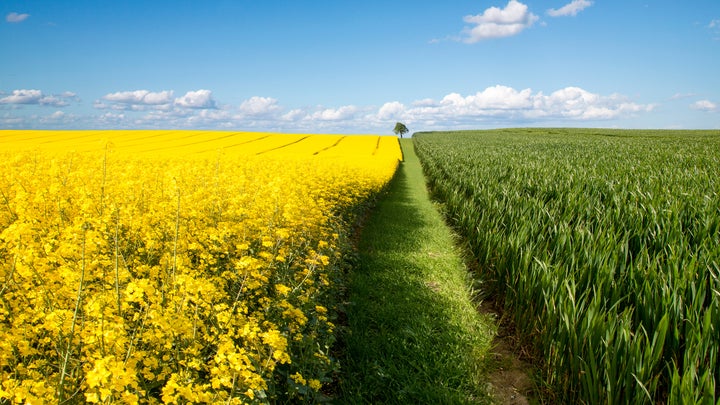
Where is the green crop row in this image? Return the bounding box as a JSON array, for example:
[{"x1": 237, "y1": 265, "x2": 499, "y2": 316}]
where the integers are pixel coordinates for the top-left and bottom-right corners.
[{"x1": 414, "y1": 128, "x2": 720, "y2": 404}]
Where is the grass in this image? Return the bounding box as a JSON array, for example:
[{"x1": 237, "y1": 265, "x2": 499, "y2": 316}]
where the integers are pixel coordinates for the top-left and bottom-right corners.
[{"x1": 337, "y1": 139, "x2": 496, "y2": 404}]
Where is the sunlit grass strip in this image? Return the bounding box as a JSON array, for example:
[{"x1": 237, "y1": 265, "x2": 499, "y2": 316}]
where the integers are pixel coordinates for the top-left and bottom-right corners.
[
  {"x1": 414, "y1": 128, "x2": 720, "y2": 404},
  {"x1": 0, "y1": 131, "x2": 401, "y2": 403},
  {"x1": 340, "y1": 139, "x2": 494, "y2": 403}
]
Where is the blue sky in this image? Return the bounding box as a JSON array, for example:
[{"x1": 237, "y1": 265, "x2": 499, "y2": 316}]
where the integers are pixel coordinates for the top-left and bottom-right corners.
[{"x1": 1, "y1": 0, "x2": 719, "y2": 133}]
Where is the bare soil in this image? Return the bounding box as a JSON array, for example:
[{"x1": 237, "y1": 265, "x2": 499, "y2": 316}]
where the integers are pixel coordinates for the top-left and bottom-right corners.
[{"x1": 479, "y1": 300, "x2": 539, "y2": 405}]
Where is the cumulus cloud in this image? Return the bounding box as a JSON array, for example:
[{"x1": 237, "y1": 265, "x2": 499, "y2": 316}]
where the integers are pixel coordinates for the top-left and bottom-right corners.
[
  {"x1": 309, "y1": 106, "x2": 359, "y2": 121},
  {"x1": 377, "y1": 102, "x2": 406, "y2": 120},
  {"x1": 98, "y1": 89, "x2": 216, "y2": 111},
  {"x1": 3, "y1": 86, "x2": 656, "y2": 131},
  {"x1": 0, "y1": 89, "x2": 44, "y2": 104},
  {"x1": 104, "y1": 90, "x2": 174, "y2": 105},
  {"x1": 375, "y1": 85, "x2": 653, "y2": 125},
  {"x1": 96, "y1": 112, "x2": 129, "y2": 127},
  {"x1": 37, "y1": 95, "x2": 70, "y2": 107},
  {"x1": 6, "y1": 12, "x2": 30, "y2": 23},
  {"x1": 281, "y1": 109, "x2": 307, "y2": 121},
  {"x1": 536, "y1": 87, "x2": 652, "y2": 119},
  {"x1": 444, "y1": 86, "x2": 535, "y2": 110},
  {"x1": 239, "y1": 96, "x2": 281, "y2": 116},
  {"x1": 691, "y1": 100, "x2": 717, "y2": 112},
  {"x1": 0, "y1": 89, "x2": 78, "y2": 107},
  {"x1": 174, "y1": 89, "x2": 216, "y2": 109},
  {"x1": 461, "y1": 0, "x2": 539, "y2": 43},
  {"x1": 547, "y1": 0, "x2": 593, "y2": 17}
]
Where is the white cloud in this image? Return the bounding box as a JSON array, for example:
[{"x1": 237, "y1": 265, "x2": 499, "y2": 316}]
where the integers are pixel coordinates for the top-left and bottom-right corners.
[
  {"x1": 38, "y1": 110, "x2": 79, "y2": 126},
  {"x1": 93, "y1": 100, "x2": 109, "y2": 109},
  {"x1": 103, "y1": 90, "x2": 174, "y2": 105},
  {"x1": 536, "y1": 88, "x2": 652, "y2": 119},
  {"x1": 239, "y1": 96, "x2": 280, "y2": 116},
  {"x1": 6, "y1": 12, "x2": 30, "y2": 23},
  {"x1": 461, "y1": 0, "x2": 539, "y2": 43},
  {"x1": 281, "y1": 109, "x2": 307, "y2": 121},
  {"x1": 378, "y1": 101, "x2": 405, "y2": 120},
  {"x1": 49, "y1": 111, "x2": 65, "y2": 119},
  {"x1": 134, "y1": 87, "x2": 650, "y2": 130},
  {"x1": 97, "y1": 112, "x2": 128, "y2": 127},
  {"x1": 444, "y1": 86, "x2": 535, "y2": 110},
  {"x1": 412, "y1": 98, "x2": 436, "y2": 107},
  {"x1": 141, "y1": 91, "x2": 173, "y2": 105},
  {"x1": 376, "y1": 86, "x2": 653, "y2": 126},
  {"x1": 670, "y1": 93, "x2": 698, "y2": 100},
  {"x1": 174, "y1": 89, "x2": 216, "y2": 109},
  {"x1": 547, "y1": 0, "x2": 593, "y2": 17},
  {"x1": 0, "y1": 89, "x2": 43, "y2": 104},
  {"x1": 98, "y1": 89, "x2": 216, "y2": 111},
  {"x1": 38, "y1": 96, "x2": 70, "y2": 107},
  {"x1": 2, "y1": 87, "x2": 658, "y2": 131},
  {"x1": 691, "y1": 100, "x2": 717, "y2": 112},
  {"x1": 0, "y1": 89, "x2": 77, "y2": 107},
  {"x1": 310, "y1": 105, "x2": 358, "y2": 121}
]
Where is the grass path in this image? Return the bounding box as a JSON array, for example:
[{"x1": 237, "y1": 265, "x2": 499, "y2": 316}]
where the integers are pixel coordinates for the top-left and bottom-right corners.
[{"x1": 338, "y1": 139, "x2": 496, "y2": 403}]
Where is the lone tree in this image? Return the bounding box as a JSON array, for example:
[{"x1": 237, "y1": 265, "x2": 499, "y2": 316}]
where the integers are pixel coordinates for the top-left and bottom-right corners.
[{"x1": 393, "y1": 122, "x2": 409, "y2": 138}]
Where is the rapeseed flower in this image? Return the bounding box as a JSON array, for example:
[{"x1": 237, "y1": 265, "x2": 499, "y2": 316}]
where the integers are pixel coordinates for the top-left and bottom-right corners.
[{"x1": 0, "y1": 130, "x2": 401, "y2": 402}]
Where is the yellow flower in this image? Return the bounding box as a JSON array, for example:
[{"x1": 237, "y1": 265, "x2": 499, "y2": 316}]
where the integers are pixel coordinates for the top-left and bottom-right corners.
[
  {"x1": 275, "y1": 284, "x2": 291, "y2": 296},
  {"x1": 0, "y1": 131, "x2": 400, "y2": 403},
  {"x1": 291, "y1": 372, "x2": 306, "y2": 386},
  {"x1": 308, "y1": 379, "x2": 322, "y2": 391},
  {"x1": 245, "y1": 389, "x2": 255, "y2": 399},
  {"x1": 86, "y1": 357, "x2": 112, "y2": 389}
]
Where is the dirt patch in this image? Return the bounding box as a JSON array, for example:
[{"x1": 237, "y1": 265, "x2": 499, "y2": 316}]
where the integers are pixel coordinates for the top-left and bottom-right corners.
[
  {"x1": 480, "y1": 301, "x2": 538, "y2": 405},
  {"x1": 486, "y1": 337, "x2": 534, "y2": 404}
]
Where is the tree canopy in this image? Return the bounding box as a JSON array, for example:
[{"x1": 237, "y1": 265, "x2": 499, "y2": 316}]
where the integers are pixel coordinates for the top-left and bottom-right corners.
[{"x1": 393, "y1": 122, "x2": 409, "y2": 138}]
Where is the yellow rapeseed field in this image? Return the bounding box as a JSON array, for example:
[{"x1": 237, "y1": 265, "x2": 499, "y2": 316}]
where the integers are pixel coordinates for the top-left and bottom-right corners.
[{"x1": 0, "y1": 131, "x2": 401, "y2": 403}]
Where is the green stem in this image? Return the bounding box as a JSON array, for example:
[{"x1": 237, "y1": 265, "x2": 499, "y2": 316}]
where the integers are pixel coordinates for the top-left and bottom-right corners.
[{"x1": 58, "y1": 223, "x2": 88, "y2": 402}]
